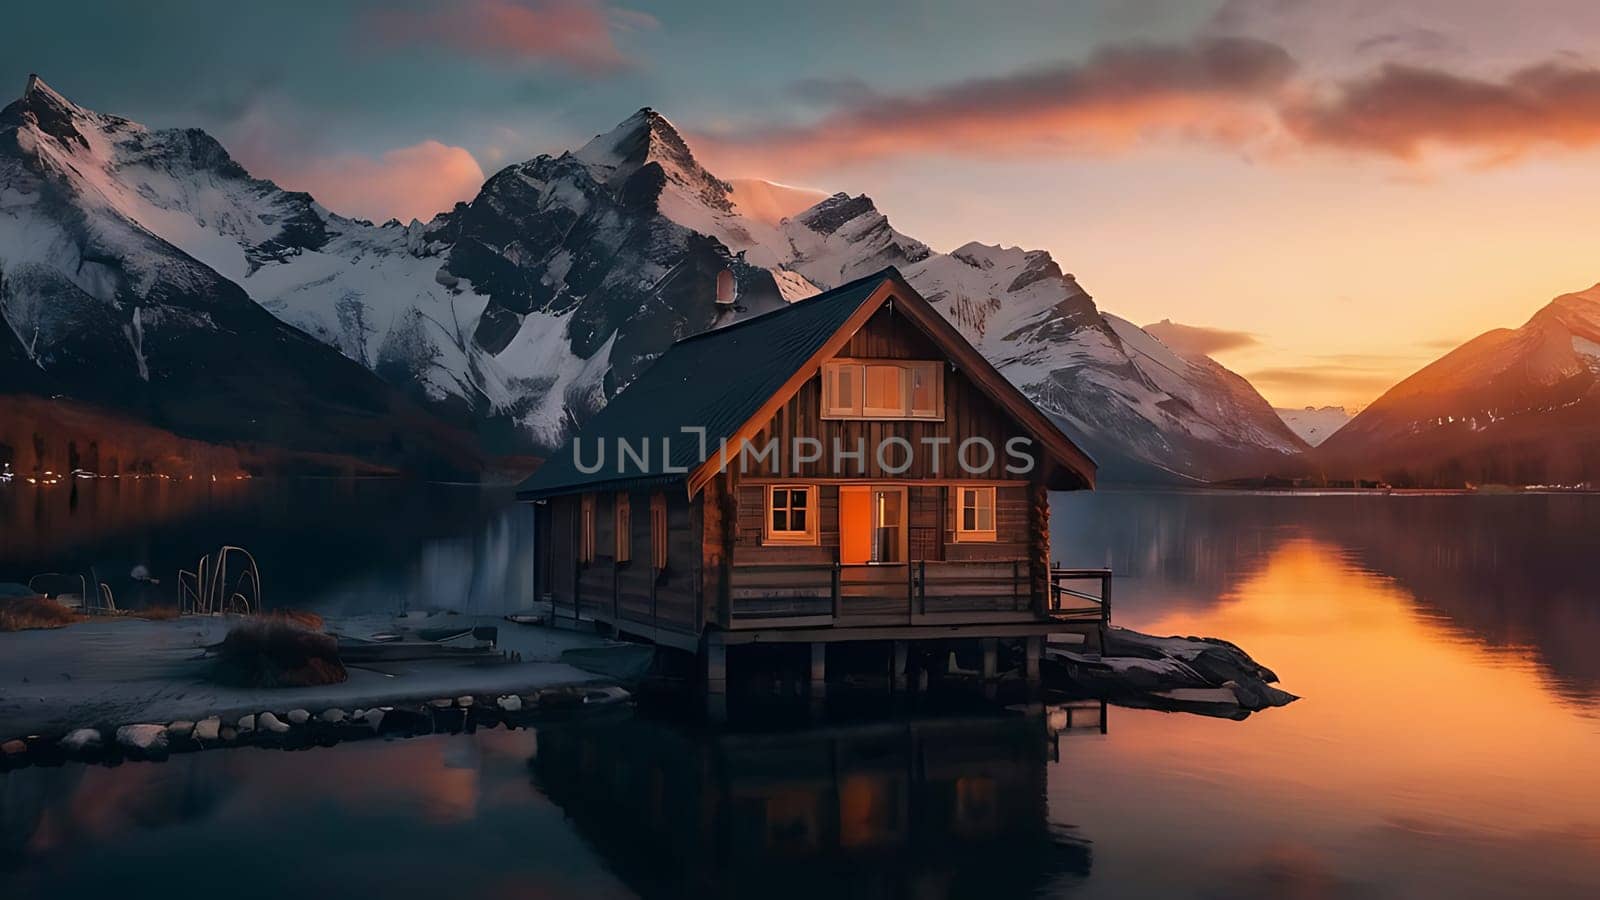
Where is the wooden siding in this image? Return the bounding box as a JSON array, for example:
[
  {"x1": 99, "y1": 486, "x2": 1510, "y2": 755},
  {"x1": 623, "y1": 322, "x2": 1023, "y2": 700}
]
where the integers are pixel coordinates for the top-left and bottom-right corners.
[{"x1": 537, "y1": 490, "x2": 703, "y2": 637}]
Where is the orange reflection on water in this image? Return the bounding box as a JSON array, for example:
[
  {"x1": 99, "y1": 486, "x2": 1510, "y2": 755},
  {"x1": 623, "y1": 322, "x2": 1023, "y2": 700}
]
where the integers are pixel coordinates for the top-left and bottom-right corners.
[{"x1": 1127, "y1": 537, "x2": 1600, "y2": 836}]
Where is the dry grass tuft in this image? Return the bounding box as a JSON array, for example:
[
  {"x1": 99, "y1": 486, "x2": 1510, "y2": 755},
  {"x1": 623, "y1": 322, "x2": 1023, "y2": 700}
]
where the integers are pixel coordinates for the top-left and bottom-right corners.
[
  {"x1": 0, "y1": 596, "x2": 87, "y2": 632},
  {"x1": 261, "y1": 608, "x2": 324, "y2": 631},
  {"x1": 213, "y1": 619, "x2": 347, "y2": 688},
  {"x1": 129, "y1": 605, "x2": 181, "y2": 621}
]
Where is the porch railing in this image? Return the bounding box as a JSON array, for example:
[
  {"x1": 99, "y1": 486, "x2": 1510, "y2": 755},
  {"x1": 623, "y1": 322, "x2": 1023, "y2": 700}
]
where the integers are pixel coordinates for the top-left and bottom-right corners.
[
  {"x1": 726, "y1": 558, "x2": 1033, "y2": 627},
  {"x1": 1048, "y1": 566, "x2": 1111, "y2": 624}
]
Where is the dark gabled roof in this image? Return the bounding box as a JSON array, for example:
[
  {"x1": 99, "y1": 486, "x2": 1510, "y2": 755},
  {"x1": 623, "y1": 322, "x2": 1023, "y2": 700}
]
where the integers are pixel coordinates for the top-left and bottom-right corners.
[{"x1": 516, "y1": 268, "x2": 893, "y2": 499}]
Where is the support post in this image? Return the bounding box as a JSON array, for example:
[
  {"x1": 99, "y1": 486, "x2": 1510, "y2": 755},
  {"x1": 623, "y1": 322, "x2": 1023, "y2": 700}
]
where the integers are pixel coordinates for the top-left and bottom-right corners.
[
  {"x1": 892, "y1": 640, "x2": 909, "y2": 692},
  {"x1": 809, "y1": 642, "x2": 827, "y2": 701},
  {"x1": 981, "y1": 637, "x2": 999, "y2": 681},
  {"x1": 1025, "y1": 635, "x2": 1043, "y2": 692},
  {"x1": 704, "y1": 640, "x2": 727, "y2": 697}
]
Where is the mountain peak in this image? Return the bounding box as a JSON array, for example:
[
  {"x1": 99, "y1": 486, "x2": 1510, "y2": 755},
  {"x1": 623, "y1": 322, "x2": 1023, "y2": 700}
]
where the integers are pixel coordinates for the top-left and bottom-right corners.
[
  {"x1": 3, "y1": 73, "x2": 95, "y2": 148},
  {"x1": 573, "y1": 107, "x2": 732, "y2": 212},
  {"x1": 796, "y1": 193, "x2": 884, "y2": 236}
]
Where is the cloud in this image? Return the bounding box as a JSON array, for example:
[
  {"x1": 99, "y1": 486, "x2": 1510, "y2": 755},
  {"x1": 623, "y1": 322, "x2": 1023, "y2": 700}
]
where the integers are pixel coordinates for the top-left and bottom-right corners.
[
  {"x1": 1143, "y1": 319, "x2": 1259, "y2": 358},
  {"x1": 1283, "y1": 61, "x2": 1600, "y2": 160},
  {"x1": 692, "y1": 21, "x2": 1600, "y2": 175},
  {"x1": 366, "y1": 0, "x2": 655, "y2": 75},
  {"x1": 287, "y1": 140, "x2": 487, "y2": 223},
  {"x1": 698, "y1": 37, "x2": 1297, "y2": 173},
  {"x1": 1246, "y1": 364, "x2": 1401, "y2": 394}
]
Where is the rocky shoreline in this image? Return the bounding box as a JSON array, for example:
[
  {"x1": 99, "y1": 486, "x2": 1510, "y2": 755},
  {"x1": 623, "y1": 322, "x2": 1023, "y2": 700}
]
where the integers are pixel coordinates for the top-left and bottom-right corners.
[
  {"x1": 1046, "y1": 627, "x2": 1298, "y2": 717},
  {"x1": 0, "y1": 684, "x2": 631, "y2": 771}
]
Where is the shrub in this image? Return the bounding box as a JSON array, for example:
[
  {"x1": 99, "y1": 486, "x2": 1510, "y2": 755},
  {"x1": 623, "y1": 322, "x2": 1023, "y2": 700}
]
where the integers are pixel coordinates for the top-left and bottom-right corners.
[
  {"x1": 212, "y1": 619, "x2": 347, "y2": 687},
  {"x1": 0, "y1": 596, "x2": 87, "y2": 632}
]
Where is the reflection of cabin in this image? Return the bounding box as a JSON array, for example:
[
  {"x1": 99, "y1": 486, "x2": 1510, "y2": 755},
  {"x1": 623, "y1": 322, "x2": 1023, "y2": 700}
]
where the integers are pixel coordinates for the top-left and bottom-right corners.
[
  {"x1": 518, "y1": 267, "x2": 1106, "y2": 697},
  {"x1": 529, "y1": 713, "x2": 1091, "y2": 898}
]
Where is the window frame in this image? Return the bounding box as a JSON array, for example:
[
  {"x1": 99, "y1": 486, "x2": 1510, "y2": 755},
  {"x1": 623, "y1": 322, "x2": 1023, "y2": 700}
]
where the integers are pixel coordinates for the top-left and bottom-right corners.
[
  {"x1": 953, "y1": 485, "x2": 997, "y2": 543},
  {"x1": 614, "y1": 492, "x2": 631, "y2": 564},
  {"x1": 821, "y1": 359, "x2": 944, "y2": 421},
  {"x1": 764, "y1": 483, "x2": 819, "y2": 545}
]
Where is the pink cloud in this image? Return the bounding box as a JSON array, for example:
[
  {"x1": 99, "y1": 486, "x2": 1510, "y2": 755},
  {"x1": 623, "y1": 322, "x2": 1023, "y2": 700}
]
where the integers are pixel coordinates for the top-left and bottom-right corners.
[
  {"x1": 291, "y1": 140, "x2": 487, "y2": 223},
  {"x1": 367, "y1": 0, "x2": 654, "y2": 75},
  {"x1": 696, "y1": 37, "x2": 1297, "y2": 174},
  {"x1": 1144, "y1": 319, "x2": 1260, "y2": 358},
  {"x1": 1283, "y1": 61, "x2": 1600, "y2": 160}
]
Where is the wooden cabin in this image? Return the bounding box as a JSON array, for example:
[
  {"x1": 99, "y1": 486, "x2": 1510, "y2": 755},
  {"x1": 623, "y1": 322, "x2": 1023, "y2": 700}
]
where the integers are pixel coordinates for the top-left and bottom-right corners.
[{"x1": 518, "y1": 267, "x2": 1106, "y2": 697}]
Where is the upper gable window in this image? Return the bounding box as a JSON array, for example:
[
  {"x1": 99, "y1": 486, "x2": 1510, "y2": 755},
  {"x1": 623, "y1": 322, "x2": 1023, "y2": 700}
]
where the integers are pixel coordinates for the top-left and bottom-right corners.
[{"x1": 822, "y1": 360, "x2": 943, "y2": 420}]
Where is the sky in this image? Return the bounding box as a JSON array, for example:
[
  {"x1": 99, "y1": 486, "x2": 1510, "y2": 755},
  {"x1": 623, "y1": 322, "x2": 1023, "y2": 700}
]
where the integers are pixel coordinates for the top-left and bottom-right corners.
[{"x1": 7, "y1": 0, "x2": 1600, "y2": 410}]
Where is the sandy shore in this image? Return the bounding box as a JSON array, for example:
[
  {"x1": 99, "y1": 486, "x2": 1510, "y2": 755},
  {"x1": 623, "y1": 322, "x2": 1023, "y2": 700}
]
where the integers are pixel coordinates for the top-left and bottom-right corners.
[{"x1": 0, "y1": 612, "x2": 615, "y2": 741}]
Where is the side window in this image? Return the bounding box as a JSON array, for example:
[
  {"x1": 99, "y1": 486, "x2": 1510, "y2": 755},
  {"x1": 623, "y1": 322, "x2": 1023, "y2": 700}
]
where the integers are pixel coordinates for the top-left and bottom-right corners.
[
  {"x1": 579, "y1": 493, "x2": 596, "y2": 563},
  {"x1": 615, "y1": 492, "x2": 631, "y2": 564},
  {"x1": 650, "y1": 493, "x2": 668, "y2": 570},
  {"x1": 765, "y1": 484, "x2": 817, "y2": 544},
  {"x1": 954, "y1": 486, "x2": 996, "y2": 542}
]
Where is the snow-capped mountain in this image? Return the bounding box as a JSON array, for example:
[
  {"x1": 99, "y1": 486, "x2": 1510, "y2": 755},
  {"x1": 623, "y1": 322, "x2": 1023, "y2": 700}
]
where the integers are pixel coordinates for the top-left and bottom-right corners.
[
  {"x1": 1318, "y1": 287, "x2": 1600, "y2": 486},
  {"x1": 1274, "y1": 406, "x2": 1351, "y2": 447},
  {"x1": 1, "y1": 80, "x2": 1305, "y2": 481},
  {"x1": 0, "y1": 76, "x2": 476, "y2": 474}
]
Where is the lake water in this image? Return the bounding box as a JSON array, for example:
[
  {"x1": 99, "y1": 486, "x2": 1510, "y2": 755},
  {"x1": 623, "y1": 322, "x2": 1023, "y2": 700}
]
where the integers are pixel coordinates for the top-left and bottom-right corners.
[{"x1": 3, "y1": 484, "x2": 1599, "y2": 898}]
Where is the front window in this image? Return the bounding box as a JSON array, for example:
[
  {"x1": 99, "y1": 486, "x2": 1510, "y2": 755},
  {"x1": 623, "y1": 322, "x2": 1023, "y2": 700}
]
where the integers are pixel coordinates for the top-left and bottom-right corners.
[
  {"x1": 765, "y1": 485, "x2": 817, "y2": 544},
  {"x1": 954, "y1": 486, "x2": 996, "y2": 542},
  {"x1": 822, "y1": 360, "x2": 942, "y2": 420}
]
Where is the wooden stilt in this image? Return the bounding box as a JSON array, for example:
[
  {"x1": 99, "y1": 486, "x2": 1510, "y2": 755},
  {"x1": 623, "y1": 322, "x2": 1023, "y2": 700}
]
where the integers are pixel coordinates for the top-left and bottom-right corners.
[
  {"x1": 809, "y1": 642, "x2": 827, "y2": 701},
  {"x1": 892, "y1": 640, "x2": 909, "y2": 692},
  {"x1": 704, "y1": 641, "x2": 727, "y2": 696},
  {"x1": 1025, "y1": 635, "x2": 1043, "y2": 692}
]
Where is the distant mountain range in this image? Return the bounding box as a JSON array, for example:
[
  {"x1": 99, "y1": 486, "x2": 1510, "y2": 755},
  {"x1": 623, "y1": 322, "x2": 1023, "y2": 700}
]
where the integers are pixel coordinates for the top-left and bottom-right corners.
[
  {"x1": 2, "y1": 75, "x2": 1597, "y2": 486},
  {"x1": 1317, "y1": 287, "x2": 1600, "y2": 486},
  {"x1": 1274, "y1": 406, "x2": 1350, "y2": 447}
]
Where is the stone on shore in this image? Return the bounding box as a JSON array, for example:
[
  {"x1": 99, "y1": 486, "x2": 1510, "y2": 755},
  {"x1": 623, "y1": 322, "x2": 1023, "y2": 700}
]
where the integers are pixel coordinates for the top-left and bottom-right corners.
[
  {"x1": 2, "y1": 738, "x2": 28, "y2": 758},
  {"x1": 193, "y1": 717, "x2": 221, "y2": 741},
  {"x1": 456, "y1": 695, "x2": 474, "y2": 708},
  {"x1": 115, "y1": 724, "x2": 169, "y2": 755},
  {"x1": 167, "y1": 720, "x2": 195, "y2": 740},
  {"x1": 496, "y1": 695, "x2": 522, "y2": 712},
  {"x1": 317, "y1": 708, "x2": 346, "y2": 725},
  {"x1": 286, "y1": 708, "x2": 310, "y2": 725},
  {"x1": 258, "y1": 711, "x2": 290, "y2": 734},
  {"x1": 361, "y1": 709, "x2": 384, "y2": 731},
  {"x1": 60, "y1": 728, "x2": 103, "y2": 753},
  {"x1": 236, "y1": 714, "x2": 256, "y2": 734}
]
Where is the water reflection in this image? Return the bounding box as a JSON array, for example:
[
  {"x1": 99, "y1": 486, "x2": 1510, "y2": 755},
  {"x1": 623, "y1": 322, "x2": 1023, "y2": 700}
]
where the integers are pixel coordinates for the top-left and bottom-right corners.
[
  {"x1": 531, "y1": 712, "x2": 1089, "y2": 899},
  {"x1": 1045, "y1": 511, "x2": 1600, "y2": 899},
  {"x1": 0, "y1": 480, "x2": 535, "y2": 616},
  {"x1": 1, "y1": 712, "x2": 1088, "y2": 899},
  {"x1": 1054, "y1": 490, "x2": 1600, "y2": 703}
]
